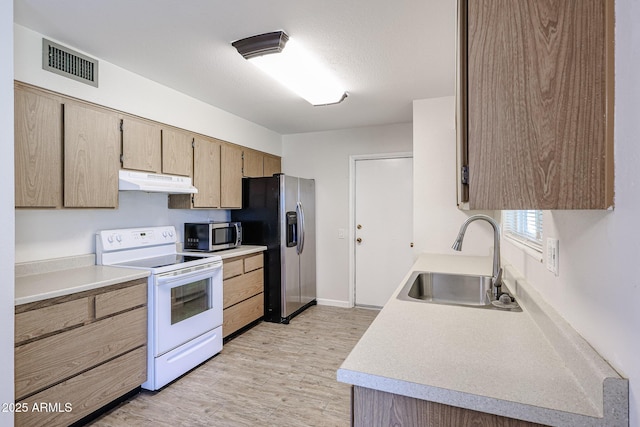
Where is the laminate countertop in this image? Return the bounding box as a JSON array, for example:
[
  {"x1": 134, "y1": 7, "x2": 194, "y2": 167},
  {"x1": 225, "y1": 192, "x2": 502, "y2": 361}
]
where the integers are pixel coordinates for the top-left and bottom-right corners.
[
  {"x1": 14, "y1": 246, "x2": 267, "y2": 306},
  {"x1": 15, "y1": 254, "x2": 149, "y2": 306},
  {"x1": 184, "y1": 245, "x2": 267, "y2": 260},
  {"x1": 337, "y1": 253, "x2": 628, "y2": 426}
]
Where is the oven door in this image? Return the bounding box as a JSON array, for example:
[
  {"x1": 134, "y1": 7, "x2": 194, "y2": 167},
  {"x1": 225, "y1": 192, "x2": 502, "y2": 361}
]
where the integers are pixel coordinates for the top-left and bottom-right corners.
[{"x1": 154, "y1": 262, "x2": 223, "y2": 356}]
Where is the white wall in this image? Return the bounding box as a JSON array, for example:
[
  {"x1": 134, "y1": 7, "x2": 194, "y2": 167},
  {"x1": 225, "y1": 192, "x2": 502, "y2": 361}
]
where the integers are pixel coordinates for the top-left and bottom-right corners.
[
  {"x1": 14, "y1": 25, "x2": 281, "y2": 155},
  {"x1": 1, "y1": 1, "x2": 14, "y2": 425},
  {"x1": 282, "y1": 124, "x2": 412, "y2": 306},
  {"x1": 501, "y1": 0, "x2": 640, "y2": 422},
  {"x1": 412, "y1": 97, "x2": 494, "y2": 257},
  {"x1": 15, "y1": 193, "x2": 229, "y2": 263}
]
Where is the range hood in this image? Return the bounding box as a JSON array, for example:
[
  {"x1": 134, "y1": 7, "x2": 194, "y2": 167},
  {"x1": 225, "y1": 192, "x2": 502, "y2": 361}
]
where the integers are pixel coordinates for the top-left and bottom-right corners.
[{"x1": 118, "y1": 170, "x2": 198, "y2": 194}]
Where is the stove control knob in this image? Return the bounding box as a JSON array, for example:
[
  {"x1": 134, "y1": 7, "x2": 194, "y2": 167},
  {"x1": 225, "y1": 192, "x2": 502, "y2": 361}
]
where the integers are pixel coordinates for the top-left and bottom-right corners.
[
  {"x1": 107, "y1": 234, "x2": 114, "y2": 244},
  {"x1": 162, "y1": 231, "x2": 168, "y2": 238},
  {"x1": 168, "y1": 230, "x2": 174, "y2": 237},
  {"x1": 115, "y1": 234, "x2": 123, "y2": 243}
]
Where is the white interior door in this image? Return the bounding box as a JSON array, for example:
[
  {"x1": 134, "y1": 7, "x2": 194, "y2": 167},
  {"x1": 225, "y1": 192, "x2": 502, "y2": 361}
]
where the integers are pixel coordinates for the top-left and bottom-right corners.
[{"x1": 355, "y1": 157, "x2": 413, "y2": 307}]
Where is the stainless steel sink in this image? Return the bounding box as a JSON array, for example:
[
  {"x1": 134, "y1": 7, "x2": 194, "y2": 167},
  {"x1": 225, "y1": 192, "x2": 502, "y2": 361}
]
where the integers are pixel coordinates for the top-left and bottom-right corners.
[{"x1": 397, "y1": 271, "x2": 521, "y2": 311}]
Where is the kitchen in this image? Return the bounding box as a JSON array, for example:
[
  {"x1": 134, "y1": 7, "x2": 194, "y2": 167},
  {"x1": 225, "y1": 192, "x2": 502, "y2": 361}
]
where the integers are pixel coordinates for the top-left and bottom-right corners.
[{"x1": 1, "y1": 0, "x2": 639, "y2": 426}]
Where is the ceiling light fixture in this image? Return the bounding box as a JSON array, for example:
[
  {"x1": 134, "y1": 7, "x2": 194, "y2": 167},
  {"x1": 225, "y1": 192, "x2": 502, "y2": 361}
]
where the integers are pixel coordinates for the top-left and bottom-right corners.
[{"x1": 232, "y1": 31, "x2": 348, "y2": 106}]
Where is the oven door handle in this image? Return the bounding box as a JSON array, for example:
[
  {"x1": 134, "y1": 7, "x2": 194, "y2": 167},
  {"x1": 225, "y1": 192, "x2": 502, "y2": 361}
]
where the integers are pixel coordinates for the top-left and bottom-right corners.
[{"x1": 155, "y1": 263, "x2": 221, "y2": 286}]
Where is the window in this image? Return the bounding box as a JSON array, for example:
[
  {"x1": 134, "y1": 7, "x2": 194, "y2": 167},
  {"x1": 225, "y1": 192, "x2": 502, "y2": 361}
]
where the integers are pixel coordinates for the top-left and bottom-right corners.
[{"x1": 502, "y1": 210, "x2": 543, "y2": 252}]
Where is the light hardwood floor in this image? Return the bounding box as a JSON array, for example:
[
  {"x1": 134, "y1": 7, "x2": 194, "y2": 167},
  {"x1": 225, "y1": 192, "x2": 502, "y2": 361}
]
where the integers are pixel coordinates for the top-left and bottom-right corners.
[{"x1": 89, "y1": 305, "x2": 378, "y2": 427}]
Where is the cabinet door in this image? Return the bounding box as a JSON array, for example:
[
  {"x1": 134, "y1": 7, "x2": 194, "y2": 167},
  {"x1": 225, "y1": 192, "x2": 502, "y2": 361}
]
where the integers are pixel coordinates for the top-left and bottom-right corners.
[
  {"x1": 121, "y1": 116, "x2": 161, "y2": 173},
  {"x1": 462, "y1": 0, "x2": 614, "y2": 210},
  {"x1": 14, "y1": 85, "x2": 63, "y2": 208},
  {"x1": 64, "y1": 102, "x2": 120, "y2": 208},
  {"x1": 162, "y1": 127, "x2": 193, "y2": 176},
  {"x1": 243, "y1": 149, "x2": 264, "y2": 177},
  {"x1": 263, "y1": 155, "x2": 281, "y2": 177},
  {"x1": 193, "y1": 136, "x2": 221, "y2": 208},
  {"x1": 221, "y1": 143, "x2": 243, "y2": 208}
]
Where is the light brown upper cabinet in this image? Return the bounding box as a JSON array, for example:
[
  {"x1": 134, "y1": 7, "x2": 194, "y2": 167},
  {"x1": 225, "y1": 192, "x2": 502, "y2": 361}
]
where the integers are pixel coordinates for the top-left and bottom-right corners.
[
  {"x1": 243, "y1": 149, "x2": 264, "y2": 178},
  {"x1": 263, "y1": 155, "x2": 282, "y2": 177},
  {"x1": 14, "y1": 84, "x2": 63, "y2": 208},
  {"x1": 221, "y1": 143, "x2": 243, "y2": 208},
  {"x1": 121, "y1": 116, "x2": 162, "y2": 173},
  {"x1": 457, "y1": 0, "x2": 614, "y2": 210},
  {"x1": 64, "y1": 101, "x2": 120, "y2": 208},
  {"x1": 162, "y1": 127, "x2": 193, "y2": 177},
  {"x1": 169, "y1": 136, "x2": 222, "y2": 209}
]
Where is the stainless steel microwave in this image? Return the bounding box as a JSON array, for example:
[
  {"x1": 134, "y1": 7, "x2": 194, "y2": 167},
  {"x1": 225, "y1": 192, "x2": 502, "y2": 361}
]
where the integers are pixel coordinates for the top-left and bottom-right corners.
[{"x1": 184, "y1": 222, "x2": 242, "y2": 252}]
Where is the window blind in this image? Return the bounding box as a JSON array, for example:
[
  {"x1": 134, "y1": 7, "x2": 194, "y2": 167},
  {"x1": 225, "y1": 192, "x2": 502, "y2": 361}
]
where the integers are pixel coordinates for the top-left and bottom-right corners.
[{"x1": 502, "y1": 210, "x2": 543, "y2": 252}]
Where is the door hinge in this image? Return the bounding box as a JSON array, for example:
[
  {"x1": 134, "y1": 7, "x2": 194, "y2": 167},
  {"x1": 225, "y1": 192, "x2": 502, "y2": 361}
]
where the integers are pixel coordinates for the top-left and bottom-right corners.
[
  {"x1": 192, "y1": 138, "x2": 195, "y2": 148},
  {"x1": 461, "y1": 165, "x2": 469, "y2": 185},
  {"x1": 119, "y1": 120, "x2": 123, "y2": 132},
  {"x1": 119, "y1": 153, "x2": 124, "y2": 164}
]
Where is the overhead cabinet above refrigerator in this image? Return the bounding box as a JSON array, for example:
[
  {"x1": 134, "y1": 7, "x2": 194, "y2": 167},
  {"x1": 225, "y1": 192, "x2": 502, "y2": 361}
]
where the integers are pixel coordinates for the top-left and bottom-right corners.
[{"x1": 232, "y1": 174, "x2": 316, "y2": 323}]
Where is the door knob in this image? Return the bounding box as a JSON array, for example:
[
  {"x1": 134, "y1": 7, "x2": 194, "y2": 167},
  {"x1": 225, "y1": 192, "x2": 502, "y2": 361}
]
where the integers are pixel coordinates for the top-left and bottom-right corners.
[{"x1": 356, "y1": 237, "x2": 362, "y2": 243}]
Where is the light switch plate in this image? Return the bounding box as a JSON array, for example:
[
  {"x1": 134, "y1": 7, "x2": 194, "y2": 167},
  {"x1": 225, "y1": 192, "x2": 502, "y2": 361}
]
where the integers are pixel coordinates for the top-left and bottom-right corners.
[{"x1": 546, "y1": 238, "x2": 559, "y2": 276}]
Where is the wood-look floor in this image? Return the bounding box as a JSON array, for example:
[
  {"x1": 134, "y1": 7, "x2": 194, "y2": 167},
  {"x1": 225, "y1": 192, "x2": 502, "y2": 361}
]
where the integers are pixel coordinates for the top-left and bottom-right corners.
[{"x1": 89, "y1": 305, "x2": 378, "y2": 427}]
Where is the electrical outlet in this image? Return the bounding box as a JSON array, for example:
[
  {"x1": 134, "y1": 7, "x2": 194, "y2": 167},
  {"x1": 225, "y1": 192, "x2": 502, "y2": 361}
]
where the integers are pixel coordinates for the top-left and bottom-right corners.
[{"x1": 546, "y1": 238, "x2": 559, "y2": 276}]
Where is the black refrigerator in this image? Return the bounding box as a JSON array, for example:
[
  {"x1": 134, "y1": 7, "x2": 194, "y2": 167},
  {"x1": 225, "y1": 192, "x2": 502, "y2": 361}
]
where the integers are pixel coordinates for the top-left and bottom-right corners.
[{"x1": 232, "y1": 174, "x2": 317, "y2": 323}]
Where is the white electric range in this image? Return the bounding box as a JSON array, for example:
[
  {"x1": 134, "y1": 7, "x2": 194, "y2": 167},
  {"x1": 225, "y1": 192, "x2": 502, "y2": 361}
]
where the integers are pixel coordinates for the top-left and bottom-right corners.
[{"x1": 96, "y1": 226, "x2": 223, "y2": 390}]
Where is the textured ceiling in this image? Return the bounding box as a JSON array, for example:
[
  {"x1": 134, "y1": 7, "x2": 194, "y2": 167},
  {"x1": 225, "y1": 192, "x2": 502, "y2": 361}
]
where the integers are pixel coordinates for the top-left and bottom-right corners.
[{"x1": 14, "y1": 0, "x2": 457, "y2": 135}]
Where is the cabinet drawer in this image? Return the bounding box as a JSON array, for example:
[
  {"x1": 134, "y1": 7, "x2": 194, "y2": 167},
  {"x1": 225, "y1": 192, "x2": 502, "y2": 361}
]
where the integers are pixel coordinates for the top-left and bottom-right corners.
[
  {"x1": 95, "y1": 281, "x2": 146, "y2": 319},
  {"x1": 15, "y1": 346, "x2": 146, "y2": 427},
  {"x1": 223, "y1": 293, "x2": 264, "y2": 338},
  {"x1": 223, "y1": 269, "x2": 263, "y2": 309},
  {"x1": 223, "y1": 258, "x2": 244, "y2": 280},
  {"x1": 15, "y1": 298, "x2": 88, "y2": 344},
  {"x1": 15, "y1": 307, "x2": 146, "y2": 400},
  {"x1": 244, "y1": 253, "x2": 263, "y2": 273}
]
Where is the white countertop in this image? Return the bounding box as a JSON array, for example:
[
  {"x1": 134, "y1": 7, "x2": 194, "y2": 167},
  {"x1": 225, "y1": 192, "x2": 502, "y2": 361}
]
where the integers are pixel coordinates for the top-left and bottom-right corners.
[
  {"x1": 184, "y1": 245, "x2": 267, "y2": 260},
  {"x1": 338, "y1": 253, "x2": 627, "y2": 426},
  {"x1": 15, "y1": 264, "x2": 149, "y2": 306},
  {"x1": 14, "y1": 246, "x2": 266, "y2": 306}
]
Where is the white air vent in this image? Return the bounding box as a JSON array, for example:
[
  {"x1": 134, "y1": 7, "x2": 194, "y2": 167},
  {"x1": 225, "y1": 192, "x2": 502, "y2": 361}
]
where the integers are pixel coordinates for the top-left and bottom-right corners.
[{"x1": 42, "y1": 39, "x2": 98, "y2": 87}]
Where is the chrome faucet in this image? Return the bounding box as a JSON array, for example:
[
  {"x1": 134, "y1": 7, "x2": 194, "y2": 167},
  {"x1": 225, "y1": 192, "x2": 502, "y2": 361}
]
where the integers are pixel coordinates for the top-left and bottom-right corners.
[{"x1": 451, "y1": 214, "x2": 503, "y2": 299}]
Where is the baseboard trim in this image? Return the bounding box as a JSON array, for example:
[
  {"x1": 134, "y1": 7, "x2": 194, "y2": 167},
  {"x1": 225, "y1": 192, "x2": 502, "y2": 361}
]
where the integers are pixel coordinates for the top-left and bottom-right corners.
[{"x1": 316, "y1": 298, "x2": 351, "y2": 308}]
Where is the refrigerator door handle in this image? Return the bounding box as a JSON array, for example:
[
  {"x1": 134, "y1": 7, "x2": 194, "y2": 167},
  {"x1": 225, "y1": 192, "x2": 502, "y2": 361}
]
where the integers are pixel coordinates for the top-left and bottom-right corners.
[{"x1": 297, "y1": 201, "x2": 306, "y2": 255}]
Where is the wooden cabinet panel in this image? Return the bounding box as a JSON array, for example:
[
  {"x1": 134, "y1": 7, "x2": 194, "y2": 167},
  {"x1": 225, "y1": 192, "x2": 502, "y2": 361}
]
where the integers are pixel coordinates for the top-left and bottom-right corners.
[
  {"x1": 63, "y1": 102, "x2": 120, "y2": 208},
  {"x1": 223, "y1": 269, "x2": 263, "y2": 309},
  {"x1": 244, "y1": 253, "x2": 264, "y2": 273},
  {"x1": 353, "y1": 386, "x2": 547, "y2": 427},
  {"x1": 263, "y1": 155, "x2": 282, "y2": 177},
  {"x1": 243, "y1": 149, "x2": 264, "y2": 177},
  {"x1": 121, "y1": 116, "x2": 162, "y2": 173},
  {"x1": 162, "y1": 127, "x2": 193, "y2": 177},
  {"x1": 14, "y1": 85, "x2": 63, "y2": 208},
  {"x1": 192, "y1": 136, "x2": 221, "y2": 208},
  {"x1": 460, "y1": 0, "x2": 614, "y2": 209},
  {"x1": 94, "y1": 282, "x2": 146, "y2": 319},
  {"x1": 223, "y1": 258, "x2": 244, "y2": 280},
  {"x1": 15, "y1": 307, "x2": 146, "y2": 400},
  {"x1": 223, "y1": 293, "x2": 264, "y2": 338},
  {"x1": 15, "y1": 298, "x2": 88, "y2": 344},
  {"x1": 15, "y1": 346, "x2": 146, "y2": 427},
  {"x1": 220, "y1": 143, "x2": 243, "y2": 208}
]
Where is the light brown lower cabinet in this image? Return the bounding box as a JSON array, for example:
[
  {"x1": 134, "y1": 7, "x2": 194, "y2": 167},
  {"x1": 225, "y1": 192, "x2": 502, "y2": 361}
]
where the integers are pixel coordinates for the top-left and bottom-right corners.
[
  {"x1": 352, "y1": 386, "x2": 548, "y2": 427},
  {"x1": 14, "y1": 279, "x2": 147, "y2": 427},
  {"x1": 223, "y1": 252, "x2": 264, "y2": 338}
]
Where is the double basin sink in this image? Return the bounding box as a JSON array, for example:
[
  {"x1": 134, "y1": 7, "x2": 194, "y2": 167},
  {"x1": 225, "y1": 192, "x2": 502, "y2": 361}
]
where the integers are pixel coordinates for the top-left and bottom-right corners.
[{"x1": 397, "y1": 271, "x2": 521, "y2": 312}]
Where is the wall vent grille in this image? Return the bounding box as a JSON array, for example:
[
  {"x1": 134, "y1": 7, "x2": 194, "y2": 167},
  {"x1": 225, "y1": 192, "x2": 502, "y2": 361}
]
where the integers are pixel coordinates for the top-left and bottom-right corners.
[{"x1": 42, "y1": 39, "x2": 98, "y2": 87}]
